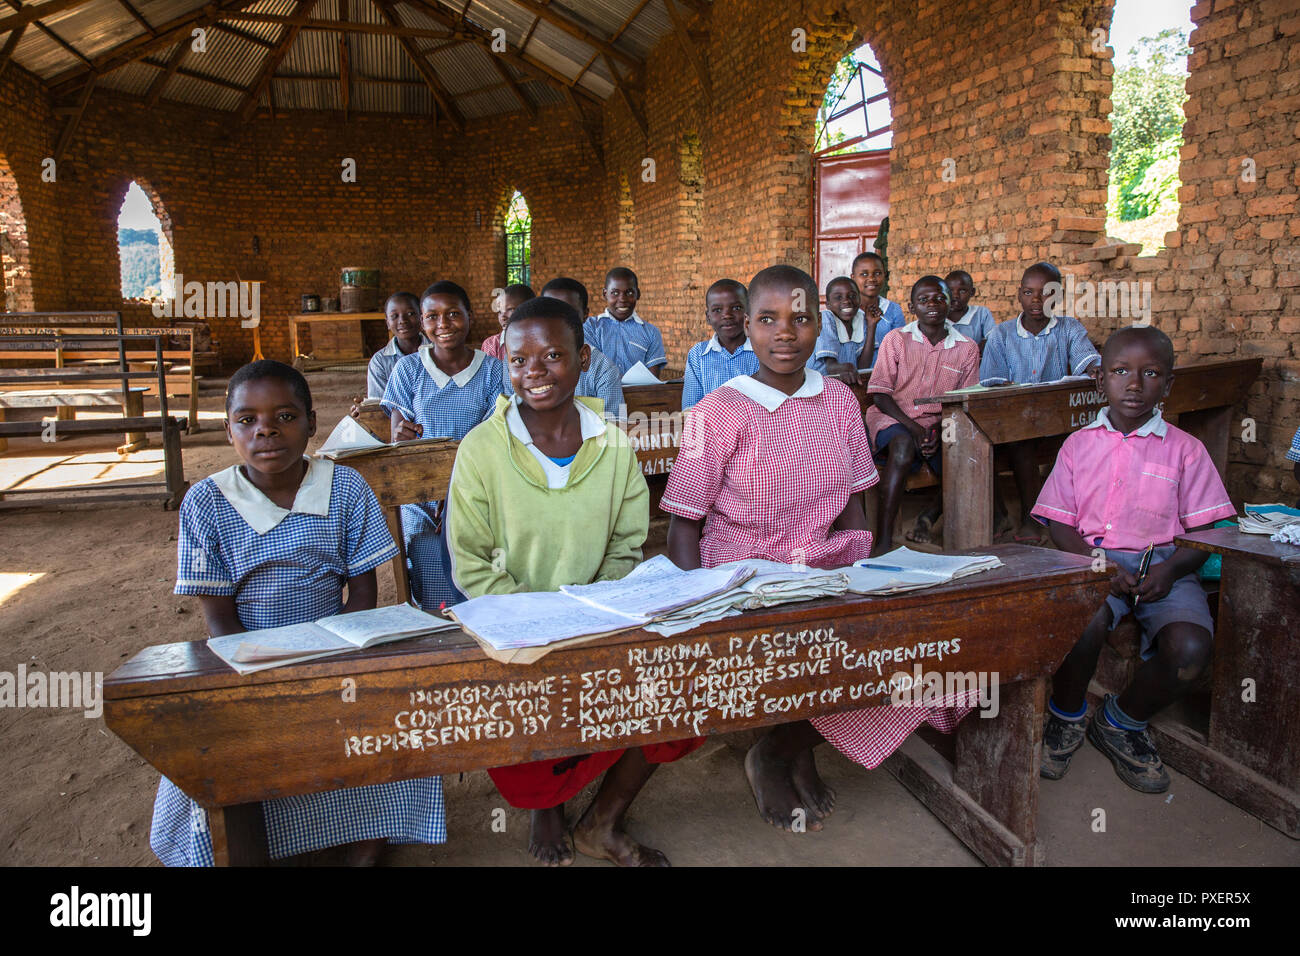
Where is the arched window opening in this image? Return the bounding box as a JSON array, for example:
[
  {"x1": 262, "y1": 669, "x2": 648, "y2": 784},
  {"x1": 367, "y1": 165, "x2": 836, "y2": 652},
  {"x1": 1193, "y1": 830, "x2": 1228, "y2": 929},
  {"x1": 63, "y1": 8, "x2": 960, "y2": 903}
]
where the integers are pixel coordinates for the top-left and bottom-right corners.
[
  {"x1": 1105, "y1": 1, "x2": 1193, "y2": 253},
  {"x1": 0, "y1": 156, "x2": 33, "y2": 312},
  {"x1": 504, "y1": 190, "x2": 531, "y2": 287},
  {"x1": 813, "y1": 43, "x2": 892, "y2": 156},
  {"x1": 118, "y1": 180, "x2": 175, "y2": 301}
]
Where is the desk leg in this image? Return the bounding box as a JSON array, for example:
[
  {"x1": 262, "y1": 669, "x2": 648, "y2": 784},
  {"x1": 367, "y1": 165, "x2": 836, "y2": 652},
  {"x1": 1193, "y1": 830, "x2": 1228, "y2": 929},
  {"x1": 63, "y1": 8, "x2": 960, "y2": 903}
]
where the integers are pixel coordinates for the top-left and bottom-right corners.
[
  {"x1": 1177, "y1": 405, "x2": 1231, "y2": 479},
  {"x1": 885, "y1": 677, "x2": 1045, "y2": 866},
  {"x1": 0, "y1": 408, "x2": 6, "y2": 453},
  {"x1": 187, "y1": 367, "x2": 200, "y2": 433},
  {"x1": 209, "y1": 803, "x2": 270, "y2": 866},
  {"x1": 943, "y1": 409, "x2": 994, "y2": 552},
  {"x1": 1152, "y1": 557, "x2": 1300, "y2": 838},
  {"x1": 384, "y1": 506, "x2": 410, "y2": 604},
  {"x1": 117, "y1": 390, "x2": 148, "y2": 454}
]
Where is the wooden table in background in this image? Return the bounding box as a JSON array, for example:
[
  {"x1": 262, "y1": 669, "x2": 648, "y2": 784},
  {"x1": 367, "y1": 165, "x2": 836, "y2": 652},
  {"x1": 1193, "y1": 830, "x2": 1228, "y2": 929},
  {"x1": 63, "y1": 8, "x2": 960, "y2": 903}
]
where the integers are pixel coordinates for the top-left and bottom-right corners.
[
  {"x1": 103, "y1": 545, "x2": 1109, "y2": 867},
  {"x1": 1167, "y1": 526, "x2": 1300, "y2": 838},
  {"x1": 288, "y1": 312, "x2": 387, "y2": 366},
  {"x1": 931, "y1": 358, "x2": 1262, "y2": 552}
]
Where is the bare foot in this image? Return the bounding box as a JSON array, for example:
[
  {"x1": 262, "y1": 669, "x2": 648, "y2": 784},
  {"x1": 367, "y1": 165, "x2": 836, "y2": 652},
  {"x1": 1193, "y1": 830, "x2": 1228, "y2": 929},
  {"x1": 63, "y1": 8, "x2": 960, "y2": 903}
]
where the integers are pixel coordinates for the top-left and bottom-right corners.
[
  {"x1": 905, "y1": 516, "x2": 933, "y2": 544},
  {"x1": 1014, "y1": 518, "x2": 1046, "y2": 544},
  {"x1": 527, "y1": 806, "x2": 574, "y2": 867},
  {"x1": 342, "y1": 838, "x2": 386, "y2": 866},
  {"x1": 791, "y1": 748, "x2": 836, "y2": 819},
  {"x1": 572, "y1": 809, "x2": 669, "y2": 867},
  {"x1": 993, "y1": 512, "x2": 1016, "y2": 542},
  {"x1": 744, "y1": 736, "x2": 822, "y2": 832}
]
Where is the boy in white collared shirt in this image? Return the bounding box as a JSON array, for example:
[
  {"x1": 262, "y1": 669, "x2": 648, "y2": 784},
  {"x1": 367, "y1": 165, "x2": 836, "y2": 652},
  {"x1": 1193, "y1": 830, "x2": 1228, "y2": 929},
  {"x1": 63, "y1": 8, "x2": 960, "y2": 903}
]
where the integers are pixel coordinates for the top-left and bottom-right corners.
[
  {"x1": 867, "y1": 276, "x2": 980, "y2": 551},
  {"x1": 583, "y1": 266, "x2": 668, "y2": 378},
  {"x1": 682, "y1": 278, "x2": 759, "y2": 409},
  {"x1": 366, "y1": 292, "x2": 431, "y2": 398}
]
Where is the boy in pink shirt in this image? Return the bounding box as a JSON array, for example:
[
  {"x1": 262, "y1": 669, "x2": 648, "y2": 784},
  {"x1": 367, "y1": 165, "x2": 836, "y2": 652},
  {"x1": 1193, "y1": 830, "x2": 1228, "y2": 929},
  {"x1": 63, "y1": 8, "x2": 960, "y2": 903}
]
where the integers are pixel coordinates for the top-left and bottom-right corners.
[
  {"x1": 867, "y1": 275, "x2": 980, "y2": 551},
  {"x1": 1031, "y1": 326, "x2": 1236, "y2": 793}
]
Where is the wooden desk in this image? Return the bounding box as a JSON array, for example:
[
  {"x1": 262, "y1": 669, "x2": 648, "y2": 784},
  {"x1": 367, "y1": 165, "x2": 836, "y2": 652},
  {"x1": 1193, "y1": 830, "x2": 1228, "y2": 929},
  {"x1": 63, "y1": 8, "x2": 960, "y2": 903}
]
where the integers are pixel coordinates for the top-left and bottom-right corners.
[
  {"x1": 103, "y1": 545, "x2": 1109, "y2": 866},
  {"x1": 623, "y1": 381, "x2": 683, "y2": 478},
  {"x1": 1166, "y1": 527, "x2": 1300, "y2": 838},
  {"x1": 288, "y1": 312, "x2": 386, "y2": 364},
  {"x1": 932, "y1": 359, "x2": 1262, "y2": 552}
]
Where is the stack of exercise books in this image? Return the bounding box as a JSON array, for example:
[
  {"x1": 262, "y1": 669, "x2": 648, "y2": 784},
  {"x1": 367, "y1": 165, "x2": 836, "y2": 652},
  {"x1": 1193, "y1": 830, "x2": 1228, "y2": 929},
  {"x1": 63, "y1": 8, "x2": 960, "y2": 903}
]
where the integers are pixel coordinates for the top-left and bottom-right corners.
[
  {"x1": 448, "y1": 548, "x2": 1003, "y2": 662},
  {"x1": 207, "y1": 604, "x2": 459, "y2": 674},
  {"x1": 1237, "y1": 504, "x2": 1300, "y2": 537}
]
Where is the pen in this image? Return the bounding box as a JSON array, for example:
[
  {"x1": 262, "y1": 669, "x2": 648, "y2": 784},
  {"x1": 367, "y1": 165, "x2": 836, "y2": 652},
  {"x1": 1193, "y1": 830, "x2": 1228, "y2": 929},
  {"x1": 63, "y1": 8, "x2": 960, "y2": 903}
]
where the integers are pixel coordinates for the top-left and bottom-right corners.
[
  {"x1": 857, "y1": 563, "x2": 906, "y2": 572},
  {"x1": 1132, "y1": 542, "x2": 1156, "y2": 606}
]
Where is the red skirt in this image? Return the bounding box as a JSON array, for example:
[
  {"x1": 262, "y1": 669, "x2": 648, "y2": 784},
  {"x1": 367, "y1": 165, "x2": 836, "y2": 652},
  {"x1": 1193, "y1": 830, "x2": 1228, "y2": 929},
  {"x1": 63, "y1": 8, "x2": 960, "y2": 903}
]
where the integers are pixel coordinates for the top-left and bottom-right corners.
[{"x1": 488, "y1": 738, "x2": 705, "y2": 810}]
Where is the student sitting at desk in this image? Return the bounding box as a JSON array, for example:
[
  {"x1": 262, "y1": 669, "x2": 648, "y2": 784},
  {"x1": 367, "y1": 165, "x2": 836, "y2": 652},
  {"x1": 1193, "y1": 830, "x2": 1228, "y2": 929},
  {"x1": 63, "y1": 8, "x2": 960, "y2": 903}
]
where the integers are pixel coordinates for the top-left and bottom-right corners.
[
  {"x1": 1032, "y1": 326, "x2": 1236, "y2": 793},
  {"x1": 448, "y1": 296, "x2": 700, "y2": 867},
  {"x1": 155, "y1": 360, "x2": 445, "y2": 866},
  {"x1": 849, "y1": 250, "x2": 906, "y2": 367},
  {"x1": 480, "y1": 283, "x2": 533, "y2": 360},
  {"x1": 943, "y1": 270, "x2": 996, "y2": 350},
  {"x1": 980, "y1": 261, "x2": 1101, "y2": 543},
  {"x1": 809, "y1": 275, "x2": 872, "y2": 384},
  {"x1": 867, "y1": 276, "x2": 979, "y2": 552},
  {"x1": 584, "y1": 266, "x2": 668, "y2": 379},
  {"x1": 663, "y1": 265, "x2": 972, "y2": 834},
  {"x1": 382, "y1": 281, "x2": 503, "y2": 610},
  {"x1": 366, "y1": 292, "x2": 430, "y2": 399},
  {"x1": 682, "y1": 278, "x2": 759, "y2": 409}
]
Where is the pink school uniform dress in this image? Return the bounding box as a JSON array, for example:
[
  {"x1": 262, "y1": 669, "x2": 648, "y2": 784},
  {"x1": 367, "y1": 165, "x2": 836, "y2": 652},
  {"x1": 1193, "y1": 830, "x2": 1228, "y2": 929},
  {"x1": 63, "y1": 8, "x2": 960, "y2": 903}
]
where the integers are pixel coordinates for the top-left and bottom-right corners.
[
  {"x1": 480, "y1": 332, "x2": 504, "y2": 360},
  {"x1": 661, "y1": 370, "x2": 975, "y2": 767},
  {"x1": 864, "y1": 321, "x2": 980, "y2": 451}
]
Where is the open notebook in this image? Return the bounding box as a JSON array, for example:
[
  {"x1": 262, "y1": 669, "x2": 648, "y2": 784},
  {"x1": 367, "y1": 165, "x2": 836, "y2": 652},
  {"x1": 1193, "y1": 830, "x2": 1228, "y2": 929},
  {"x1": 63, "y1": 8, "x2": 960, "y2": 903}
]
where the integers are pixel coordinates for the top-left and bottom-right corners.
[
  {"x1": 207, "y1": 603, "x2": 459, "y2": 674},
  {"x1": 839, "y1": 546, "x2": 1003, "y2": 595},
  {"x1": 315, "y1": 414, "x2": 449, "y2": 460}
]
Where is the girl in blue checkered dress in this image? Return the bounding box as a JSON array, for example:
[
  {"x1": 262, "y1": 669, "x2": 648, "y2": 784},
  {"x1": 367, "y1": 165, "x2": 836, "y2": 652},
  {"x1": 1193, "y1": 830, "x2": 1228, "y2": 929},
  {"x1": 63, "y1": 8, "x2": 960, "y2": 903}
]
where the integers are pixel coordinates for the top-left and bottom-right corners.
[
  {"x1": 151, "y1": 361, "x2": 445, "y2": 866},
  {"x1": 381, "y1": 281, "x2": 504, "y2": 610}
]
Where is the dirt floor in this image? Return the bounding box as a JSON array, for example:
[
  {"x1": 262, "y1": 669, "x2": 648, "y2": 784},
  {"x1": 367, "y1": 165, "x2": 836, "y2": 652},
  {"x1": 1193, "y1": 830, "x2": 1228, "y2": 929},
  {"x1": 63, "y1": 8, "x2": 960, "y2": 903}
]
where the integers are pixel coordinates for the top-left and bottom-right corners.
[{"x1": 1, "y1": 370, "x2": 1297, "y2": 867}]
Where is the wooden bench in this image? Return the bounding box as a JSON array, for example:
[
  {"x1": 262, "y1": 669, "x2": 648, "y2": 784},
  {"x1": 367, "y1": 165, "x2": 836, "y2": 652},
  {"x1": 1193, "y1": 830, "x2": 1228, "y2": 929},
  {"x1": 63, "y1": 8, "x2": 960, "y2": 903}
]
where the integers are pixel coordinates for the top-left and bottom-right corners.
[
  {"x1": 0, "y1": 312, "x2": 201, "y2": 433},
  {"x1": 102, "y1": 544, "x2": 1110, "y2": 866},
  {"x1": 0, "y1": 386, "x2": 149, "y2": 453}
]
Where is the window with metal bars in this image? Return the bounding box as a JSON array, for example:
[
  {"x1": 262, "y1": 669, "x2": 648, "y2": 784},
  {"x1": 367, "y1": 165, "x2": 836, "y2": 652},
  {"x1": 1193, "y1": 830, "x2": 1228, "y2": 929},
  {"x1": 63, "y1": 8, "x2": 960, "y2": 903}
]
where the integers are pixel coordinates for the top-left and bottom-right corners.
[{"x1": 504, "y1": 190, "x2": 531, "y2": 287}]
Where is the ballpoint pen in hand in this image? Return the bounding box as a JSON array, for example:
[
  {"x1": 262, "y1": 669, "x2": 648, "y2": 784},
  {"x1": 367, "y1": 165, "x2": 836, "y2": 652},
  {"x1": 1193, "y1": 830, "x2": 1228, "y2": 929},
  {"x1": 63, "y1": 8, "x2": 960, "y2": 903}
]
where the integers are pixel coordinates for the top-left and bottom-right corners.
[{"x1": 1132, "y1": 542, "x2": 1156, "y2": 606}]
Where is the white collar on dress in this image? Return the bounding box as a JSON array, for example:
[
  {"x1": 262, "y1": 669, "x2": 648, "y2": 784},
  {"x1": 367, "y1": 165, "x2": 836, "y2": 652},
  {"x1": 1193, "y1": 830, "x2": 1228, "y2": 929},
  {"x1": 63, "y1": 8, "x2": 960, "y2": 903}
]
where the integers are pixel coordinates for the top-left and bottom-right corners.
[
  {"x1": 1014, "y1": 314, "x2": 1059, "y2": 338},
  {"x1": 506, "y1": 394, "x2": 606, "y2": 445},
  {"x1": 903, "y1": 319, "x2": 968, "y2": 349},
  {"x1": 380, "y1": 332, "x2": 431, "y2": 356},
  {"x1": 598, "y1": 309, "x2": 644, "y2": 325},
  {"x1": 209, "y1": 456, "x2": 334, "y2": 535},
  {"x1": 826, "y1": 309, "x2": 866, "y2": 344},
  {"x1": 722, "y1": 370, "x2": 825, "y2": 412},
  {"x1": 419, "y1": 346, "x2": 485, "y2": 387},
  {"x1": 703, "y1": 334, "x2": 754, "y2": 355},
  {"x1": 1083, "y1": 406, "x2": 1168, "y2": 438}
]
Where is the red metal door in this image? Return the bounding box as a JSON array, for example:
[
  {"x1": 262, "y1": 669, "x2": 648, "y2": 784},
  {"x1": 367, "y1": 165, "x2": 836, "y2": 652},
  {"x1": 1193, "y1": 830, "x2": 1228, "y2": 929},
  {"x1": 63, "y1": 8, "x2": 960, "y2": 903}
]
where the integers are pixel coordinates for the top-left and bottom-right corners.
[{"x1": 812, "y1": 149, "x2": 890, "y2": 299}]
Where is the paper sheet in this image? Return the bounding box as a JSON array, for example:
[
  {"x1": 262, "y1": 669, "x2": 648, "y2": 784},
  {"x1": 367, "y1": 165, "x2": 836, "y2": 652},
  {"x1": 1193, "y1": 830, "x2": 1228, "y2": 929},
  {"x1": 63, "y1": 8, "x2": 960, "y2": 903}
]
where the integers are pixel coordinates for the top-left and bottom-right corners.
[
  {"x1": 560, "y1": 555, "x2": 752, "y2": 620},
  {"x1": 446, "y1": 590, "x2": 642, "y2": 650},
  {"x1": 316, "y1": 603, "x2": 457, "y2": 646},
  {"x1": 621, "y1": 361, "x2": 661, "y2": 385},
  {"x1": 317, "y1": 415, "x2": 385, "y2": 456}
]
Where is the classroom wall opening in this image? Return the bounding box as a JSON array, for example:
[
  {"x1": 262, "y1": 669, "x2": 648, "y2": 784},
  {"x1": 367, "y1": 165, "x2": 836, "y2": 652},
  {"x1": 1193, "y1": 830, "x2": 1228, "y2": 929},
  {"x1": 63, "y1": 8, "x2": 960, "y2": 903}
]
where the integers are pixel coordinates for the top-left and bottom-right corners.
[
  {"x1": 810, "y1": 42, "x2": 893, "y2": 300},
  {"x1": 504, "y1": 189, "x2": 531, "y2": 288},
  {"x1": 116, "y1": 179, "x2": 175, "y2": 302},
  {"x1": 617, "y1": 174, "x2": 635, "y2": 264},
  {"x1": 1103, "y1": 0, "x2": 1193, "y2": 255},
  {"x1": 0, "y1": 154, "x2": 33, "y2": 312}
]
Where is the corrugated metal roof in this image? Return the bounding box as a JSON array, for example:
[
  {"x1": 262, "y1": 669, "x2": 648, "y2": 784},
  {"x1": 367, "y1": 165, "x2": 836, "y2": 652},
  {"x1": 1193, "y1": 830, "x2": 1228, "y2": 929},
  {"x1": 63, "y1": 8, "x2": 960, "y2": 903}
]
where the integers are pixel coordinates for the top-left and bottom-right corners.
[{"x1": 5, "y1": 0, "x2": 683, "y2": 119}]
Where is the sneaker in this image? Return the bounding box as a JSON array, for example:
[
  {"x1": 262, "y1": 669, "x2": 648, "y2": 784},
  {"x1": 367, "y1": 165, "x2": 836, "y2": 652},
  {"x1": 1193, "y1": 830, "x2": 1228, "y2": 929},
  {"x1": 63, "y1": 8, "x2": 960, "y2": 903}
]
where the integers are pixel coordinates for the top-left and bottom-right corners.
[
  {"x1": 1041, "y1": 712, "x2": 1087, "y2": 780},
  {"x1": 1086, "y1": 699, "x2": 1171, "y2": 793}
]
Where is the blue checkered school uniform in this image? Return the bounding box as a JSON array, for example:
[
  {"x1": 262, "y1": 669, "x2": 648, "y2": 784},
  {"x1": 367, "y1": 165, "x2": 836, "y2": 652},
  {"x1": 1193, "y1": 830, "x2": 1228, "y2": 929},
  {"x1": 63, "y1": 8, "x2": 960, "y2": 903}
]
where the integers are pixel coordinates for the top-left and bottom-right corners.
[
  {"x1": 151, "y1": 461, "x2": 445, "y2": 867},
  {"x1": 682, "y1": 335, "x2": 760, "y2": 409},
  {"x1": 1287, "y1": 426, "x2": 1300, "y2": 463},
  {"x1": 949, "y1": 304, "x2": 996, "y2": 346},
  {"x1": 382, "y1": 348, "x2": 503, "y2": 609},
  {"x1": 367, "y1": 333, "x2": 431, "y2": 398},
  {"x1": 583, "y1": 311, "x2": 667, "y2": 374},
  {"x1": 979, "y1": 313, "x2": 1100, "y2": 385},
  {"x1": 809, "y1": 299, "x2": 904, "y2": 374},
  {"x1": 500, "y1": 345, "x2": 627, "y2": 420}
]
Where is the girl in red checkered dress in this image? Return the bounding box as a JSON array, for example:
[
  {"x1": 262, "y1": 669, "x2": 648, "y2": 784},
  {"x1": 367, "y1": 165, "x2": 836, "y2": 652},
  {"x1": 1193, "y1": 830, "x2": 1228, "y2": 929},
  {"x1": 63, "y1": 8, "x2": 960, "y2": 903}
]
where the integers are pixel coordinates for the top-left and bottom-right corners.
[{"x1": 663, "y1": 265, "x2": 973, "y2": 833}]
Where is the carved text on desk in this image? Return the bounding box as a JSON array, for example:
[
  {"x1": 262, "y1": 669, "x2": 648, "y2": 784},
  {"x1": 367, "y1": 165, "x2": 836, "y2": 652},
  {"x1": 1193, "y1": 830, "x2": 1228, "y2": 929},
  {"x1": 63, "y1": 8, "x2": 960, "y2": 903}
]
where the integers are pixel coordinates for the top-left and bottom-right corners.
[{"x1": 341, "y1": 626, "x2": 979, "y2": 759}]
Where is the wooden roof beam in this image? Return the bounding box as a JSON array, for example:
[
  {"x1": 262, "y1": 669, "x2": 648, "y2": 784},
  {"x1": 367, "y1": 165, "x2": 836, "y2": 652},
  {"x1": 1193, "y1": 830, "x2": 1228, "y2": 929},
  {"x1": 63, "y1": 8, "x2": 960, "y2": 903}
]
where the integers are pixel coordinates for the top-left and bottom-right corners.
[
  {"x1": 0, "y1": 0, "x2": 98, "y2": 34},
  {"x1": 609, "y1": 0, "x2": 651, "y2": 44},
  {"x1": 235, "y1": 0, "x2": 321, "y2": 122},
  {"x1": 223, "y1": 12, "x2": 452, "y2": 39},
  {"x1": 488, "y1": 53, "x2": 535, "y2": 117},
  {"x1": 116, "y1": 0, "x2": 156, "y2": 37},
  {"x1": 603, "y1": 53, "x2": 646, "y2": 141},
  {"x1": 52, "y1": 76, "x2": 95, "y2": 163},
  {"x1": 0, "y1": 21, "x2": 27, "y2": 79},
  {"x1": 211, "y1": 21, "x2": 276, "y2": 48},
  {"x1": 35, "y1": 20, "x2": 93, "y2": 69},
  {"x1": 506, "y1": 0, "x2": 638, "y2": 71},
  {"x1": 338, "y1": 0, "x2": 349, "y2": 118},
  {"x1": 143, "y1": 38, "x2": 186, "y2": 107},
  {"x1": 562, "y1": 86, "x2": 603, "y2": 168},
  {"x1": 374, "y1": 0, "x2": 464, "y2": 131}
]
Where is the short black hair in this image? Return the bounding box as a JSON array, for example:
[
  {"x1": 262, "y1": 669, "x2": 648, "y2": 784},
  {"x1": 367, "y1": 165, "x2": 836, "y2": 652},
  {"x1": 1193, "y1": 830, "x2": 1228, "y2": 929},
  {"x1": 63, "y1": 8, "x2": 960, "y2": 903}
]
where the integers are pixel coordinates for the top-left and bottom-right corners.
[
  {"x1": 604, "y1": 266, "x2": 639, "y2": 289},
  {"x1": 944, "y1": 270, "x2": 974, "y2": 288},
  {"x1": 421, "y1": 280, "x2": 472, "y2": 313},
  {"x1": 706, "y1": 278, "x2": 748, "y2": 309},
  {"x1": 749, "y1": 264, "x2": 818, "y2": 312},
  {"x1": 1022, "y1": 261, "x2": 1061, "y2": 286},
  {"x1": 1102, "y1": 325, "x2": 1176, "y2": 372},
  {"x1": 825, "y1": 275, "x2": 857, "y2": 296},
  {"x1": 502, "y1": 283, "x2": 535, "y2": 302},
  {"x1": 385, "y1": 291, "x2": 420, "y2": 312},
  {"x1": 226, "y1": 359, "x2": 311, "y2": 414},
  {"x1": 910, "y1": 275, "x2": 950, "y2": 303},
  {"x1": 852, "y1": 251, "x2": 885, "y2": 271},
  {"x1": 541, "y1": 276, "x2": 590, "y2": 317},
  {"x1": 506, "y1": 295, "x2": 584, "y2": 351}
]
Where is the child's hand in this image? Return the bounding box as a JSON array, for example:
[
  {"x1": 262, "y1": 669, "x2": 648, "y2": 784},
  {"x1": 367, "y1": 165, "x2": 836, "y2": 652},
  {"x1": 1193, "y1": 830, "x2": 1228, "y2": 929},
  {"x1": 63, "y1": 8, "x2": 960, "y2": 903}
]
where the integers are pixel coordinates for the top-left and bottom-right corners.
[
  {"x1": 349, "y1": 403, "x2": 362, "y2": 418},
  {"x1": 1133, "y1": 561, "x2": 1176, "y2": 604},
  {"x1": 394, "y1": 419, "x2": 424, "y2": 442},
  {"x1": 919, "y1": 427, "x2": 940, "y2": 457},
  {"x1": 830, "y1": 362, "x2": 860, "y2": 385},
  {"x1": 1109, "y1": 569, "x2": 1138, "y2": 599}
]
